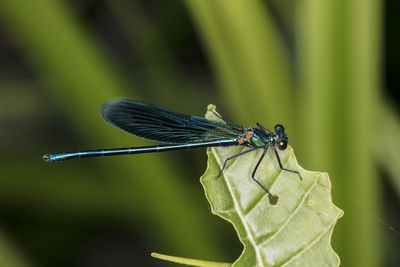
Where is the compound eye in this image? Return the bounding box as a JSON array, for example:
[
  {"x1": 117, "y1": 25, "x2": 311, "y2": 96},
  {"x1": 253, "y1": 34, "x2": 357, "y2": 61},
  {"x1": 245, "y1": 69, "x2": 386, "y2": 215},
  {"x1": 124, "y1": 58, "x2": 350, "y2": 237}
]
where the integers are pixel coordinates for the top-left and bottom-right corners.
[
  {"x1": 274, "y1": 124, "x2": 284, "y2": 132},
  {"x1": 277, "y1": 140, "x2": 287, "y2": 150}
]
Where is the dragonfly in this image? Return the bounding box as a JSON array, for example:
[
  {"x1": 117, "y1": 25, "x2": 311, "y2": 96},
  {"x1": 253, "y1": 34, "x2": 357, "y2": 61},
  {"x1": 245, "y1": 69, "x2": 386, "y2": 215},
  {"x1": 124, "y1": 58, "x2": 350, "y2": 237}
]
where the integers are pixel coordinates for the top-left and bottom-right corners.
[{"x1": 43, "y1": 98, "x2": 302, "y2": 198}]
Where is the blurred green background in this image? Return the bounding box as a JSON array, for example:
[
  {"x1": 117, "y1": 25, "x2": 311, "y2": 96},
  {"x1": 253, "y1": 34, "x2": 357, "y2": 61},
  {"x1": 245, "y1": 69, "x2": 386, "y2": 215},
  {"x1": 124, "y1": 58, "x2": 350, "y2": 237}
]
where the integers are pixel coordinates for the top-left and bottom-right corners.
[{"x1": 0, "y1": 0, "x2": 399, "y2": 266}]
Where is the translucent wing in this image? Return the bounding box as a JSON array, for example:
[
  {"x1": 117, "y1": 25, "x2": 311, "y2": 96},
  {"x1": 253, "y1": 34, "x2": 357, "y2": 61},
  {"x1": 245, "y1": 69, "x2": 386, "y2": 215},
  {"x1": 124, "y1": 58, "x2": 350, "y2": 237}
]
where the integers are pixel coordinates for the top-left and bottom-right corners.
[{"x1": 100, "y1": 98, "x2": 245, "y2": 144}]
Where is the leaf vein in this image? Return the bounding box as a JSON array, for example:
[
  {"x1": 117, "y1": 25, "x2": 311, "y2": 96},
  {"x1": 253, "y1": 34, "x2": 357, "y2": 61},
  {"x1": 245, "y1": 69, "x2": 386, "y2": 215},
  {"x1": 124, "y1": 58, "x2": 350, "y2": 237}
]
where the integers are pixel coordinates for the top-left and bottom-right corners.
[
  {"x1": 280, "y1": 213, "x2": 341, "y2": 266},
  {"x1": 244, "y1": 155, "x2": 291, "y2": 216},
  {"x1": 259, "y1": 173, "x2": 320, "y2": 247}
]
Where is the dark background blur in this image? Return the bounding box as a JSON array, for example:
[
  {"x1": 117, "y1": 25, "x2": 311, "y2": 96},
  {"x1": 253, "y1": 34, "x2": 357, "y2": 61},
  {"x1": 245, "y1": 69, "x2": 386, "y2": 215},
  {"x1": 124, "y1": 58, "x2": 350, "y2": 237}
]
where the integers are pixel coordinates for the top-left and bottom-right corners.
[{"x1": 0, "y1": 0, "x2": 399, "y2": 266}]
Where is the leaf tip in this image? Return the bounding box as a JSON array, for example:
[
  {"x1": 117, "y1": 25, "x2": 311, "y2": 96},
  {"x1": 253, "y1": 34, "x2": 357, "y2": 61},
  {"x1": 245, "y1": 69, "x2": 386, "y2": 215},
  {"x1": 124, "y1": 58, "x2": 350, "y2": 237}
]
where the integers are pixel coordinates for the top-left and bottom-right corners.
[{"x1": 207, "y1": 104, "x2": 216, "y2": 111}]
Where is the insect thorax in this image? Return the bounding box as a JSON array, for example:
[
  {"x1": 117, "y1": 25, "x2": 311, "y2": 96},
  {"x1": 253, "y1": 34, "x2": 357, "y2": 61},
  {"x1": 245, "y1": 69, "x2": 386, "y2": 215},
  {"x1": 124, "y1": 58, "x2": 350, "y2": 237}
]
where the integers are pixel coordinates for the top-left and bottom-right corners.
[{"x1": 246, "y1": 129, "x2": 271, "y2": 148}]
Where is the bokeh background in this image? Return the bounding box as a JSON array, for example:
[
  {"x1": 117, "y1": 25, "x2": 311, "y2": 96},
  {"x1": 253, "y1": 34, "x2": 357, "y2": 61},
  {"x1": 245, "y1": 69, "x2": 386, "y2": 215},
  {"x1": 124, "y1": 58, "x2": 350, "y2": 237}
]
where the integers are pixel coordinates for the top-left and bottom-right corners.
[{"x1": 0, "y1": 0, "x2": 399, "y2": 266}]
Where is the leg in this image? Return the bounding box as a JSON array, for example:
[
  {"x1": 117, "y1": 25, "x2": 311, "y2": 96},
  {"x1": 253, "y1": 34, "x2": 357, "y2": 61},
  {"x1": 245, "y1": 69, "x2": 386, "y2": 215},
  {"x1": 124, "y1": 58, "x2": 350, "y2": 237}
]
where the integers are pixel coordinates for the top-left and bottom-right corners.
[
  {"x1": 256, "y1": 123, "x2": 273, "y2": 134},
  {"x1": 272, "y1": 145, "x2": 302, "y2": 180},
  {"x1": 251, "y1": 146, "x2": 273, "y2": 198},
  {"x1": 216, "y1": 147, "x2": 257, "y2": 179},
  {"x1": 211, "y1": 110, "x2": 224, "y2": 120}
]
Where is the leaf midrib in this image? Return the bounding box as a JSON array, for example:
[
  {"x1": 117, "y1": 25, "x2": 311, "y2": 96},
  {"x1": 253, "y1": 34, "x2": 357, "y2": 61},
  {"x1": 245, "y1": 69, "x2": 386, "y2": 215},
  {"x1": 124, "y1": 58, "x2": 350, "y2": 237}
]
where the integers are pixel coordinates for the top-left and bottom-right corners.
[{"x1": 212, "y1": 147, "x2": 266, "y2": 267}]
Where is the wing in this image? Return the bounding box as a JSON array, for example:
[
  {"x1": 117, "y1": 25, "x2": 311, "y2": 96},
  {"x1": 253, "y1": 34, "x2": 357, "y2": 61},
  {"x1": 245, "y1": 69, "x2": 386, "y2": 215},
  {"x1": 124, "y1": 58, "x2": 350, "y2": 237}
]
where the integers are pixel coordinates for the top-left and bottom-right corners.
[{"x1": 100, "y1": 98, "x2": 245, "y2": 144}]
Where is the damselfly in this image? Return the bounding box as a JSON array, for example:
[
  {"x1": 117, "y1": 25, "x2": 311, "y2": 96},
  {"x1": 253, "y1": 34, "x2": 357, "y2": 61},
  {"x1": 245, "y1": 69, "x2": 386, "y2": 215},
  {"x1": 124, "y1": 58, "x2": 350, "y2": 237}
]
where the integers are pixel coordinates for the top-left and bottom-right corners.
[{"x1": 43, "y1": 98, "x2": 302, "y2": 198}]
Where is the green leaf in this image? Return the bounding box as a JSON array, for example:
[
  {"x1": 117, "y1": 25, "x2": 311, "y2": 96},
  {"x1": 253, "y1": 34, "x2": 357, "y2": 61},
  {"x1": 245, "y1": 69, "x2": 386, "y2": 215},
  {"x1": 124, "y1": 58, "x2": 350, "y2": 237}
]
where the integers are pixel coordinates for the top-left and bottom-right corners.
[{"x1": 200, "y1": 105, "x2": 343, "y2": 266}]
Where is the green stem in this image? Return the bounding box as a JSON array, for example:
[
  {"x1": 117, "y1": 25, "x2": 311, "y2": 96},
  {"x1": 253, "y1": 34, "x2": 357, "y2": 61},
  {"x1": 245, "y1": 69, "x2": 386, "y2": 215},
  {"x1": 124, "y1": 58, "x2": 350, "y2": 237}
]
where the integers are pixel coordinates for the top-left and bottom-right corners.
[{"x1": 151, "y1": 252, "x2": 231, "y2": 267}]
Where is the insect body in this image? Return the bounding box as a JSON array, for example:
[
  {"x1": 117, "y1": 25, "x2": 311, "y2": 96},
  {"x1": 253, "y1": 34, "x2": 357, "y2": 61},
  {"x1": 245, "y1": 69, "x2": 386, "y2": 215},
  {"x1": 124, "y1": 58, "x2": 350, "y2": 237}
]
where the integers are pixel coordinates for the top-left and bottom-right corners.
[{"x1": 43, "y1": 99, "x2": 301, "y2": 199}]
